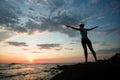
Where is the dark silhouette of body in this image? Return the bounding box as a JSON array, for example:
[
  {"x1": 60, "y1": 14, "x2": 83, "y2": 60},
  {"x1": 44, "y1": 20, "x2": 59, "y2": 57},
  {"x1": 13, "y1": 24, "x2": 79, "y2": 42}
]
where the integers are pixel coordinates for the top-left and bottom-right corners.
[{"x1": 66, "y1": 24, "x2": 97, "y2": 63}]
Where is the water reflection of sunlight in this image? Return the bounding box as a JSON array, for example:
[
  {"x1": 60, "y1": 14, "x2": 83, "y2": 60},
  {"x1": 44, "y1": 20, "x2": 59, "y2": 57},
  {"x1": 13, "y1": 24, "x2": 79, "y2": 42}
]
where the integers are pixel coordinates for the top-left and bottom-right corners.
[
  {"x1": 22, "y1": 65, "x2": 51, "y2": 80},
  {"x1": 0, "y1": 64, "x2": 58, "y2": 80},
  {"x1": 23, "y1": 65, "x2": 34, "y2": 71}
]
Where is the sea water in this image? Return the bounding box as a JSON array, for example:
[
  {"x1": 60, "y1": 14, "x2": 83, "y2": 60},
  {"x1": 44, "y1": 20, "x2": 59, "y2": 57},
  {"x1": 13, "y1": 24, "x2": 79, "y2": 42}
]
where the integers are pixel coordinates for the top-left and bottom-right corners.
[{"x1": 0, "y1": 63, "x2": 62, "y2": 80}]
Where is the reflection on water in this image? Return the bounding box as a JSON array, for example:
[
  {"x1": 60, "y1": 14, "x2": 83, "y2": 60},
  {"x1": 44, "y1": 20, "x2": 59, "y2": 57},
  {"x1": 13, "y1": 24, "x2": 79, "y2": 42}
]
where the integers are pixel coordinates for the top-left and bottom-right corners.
[{"x1": 0, "y1": 63, "x2": 61, "y2": 80}]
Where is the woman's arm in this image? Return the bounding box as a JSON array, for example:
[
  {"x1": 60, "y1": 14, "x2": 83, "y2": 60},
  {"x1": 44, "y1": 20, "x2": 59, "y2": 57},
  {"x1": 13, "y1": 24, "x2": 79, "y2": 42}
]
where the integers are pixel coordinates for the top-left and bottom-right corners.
[
  {"x1": 66, "y1": 25, "x2": 80, "y2": 30},
  {"x1": 87, "y1": 26, "x2": 98, "y2": 31}
]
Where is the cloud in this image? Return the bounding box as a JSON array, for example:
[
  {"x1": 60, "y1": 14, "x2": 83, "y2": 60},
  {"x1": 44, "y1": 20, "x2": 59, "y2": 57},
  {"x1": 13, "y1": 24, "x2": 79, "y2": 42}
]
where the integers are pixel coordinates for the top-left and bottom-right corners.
[
  {"x1": 31, "y1": 51, "x2": 41, "y2": 54},
  {"x1": 0, "y1": 0, "x2": 119, "y2": 38},
  {"x1": 116, "y1": 28, "x2": 120, "y2": 36},
  {"x1": 90, "y1": 0, "x2": 100, "y2": 4},
  {"x1": 93, "y1": 41, "x2": 108, "y2": 46},
  {"x1": 97, "y1": 48, "x2": 120, "y2": 54},
  {"x1": 0, "y1": 0, "x2": 93, "y2": 37},
  {"x1": 97, "y1": 16, "x2": 104, "y2": 20},
  {"x1": 28, "y1": 7, "x2": 35, "y2": 13},
  {"x1": 48, "y1": 0, "x2": 65, "y2": 14},
  {"x1": 0, "y1": 0, "x2": 25, "y2": 33},
  {"x1": 56, "y1": 48, "x2": 62, "y2": 51},
  {"x1": 0, "y1": 31, "x2": 12, "y2": 42},
  {"x1": 64, "y1": 48, "x2": 73, "y2": 50},
  {"x1": 26, "y1": 0, "x2": 33, "y2": 4},
  {"x1": 25, "y1": 20, "x2": 41, "y2": 34},
  {"x1": 95, "y1": 27, "x2": 120, "y2": 35},
  {"x1": 39, "y1": 15, "x2": 80, "y2": 37},
  {"x1": 6, "y1": 41, "x2": 28, "y2": 47},
  {"x1": 37, "y1": 43, "x2": 61, "y2": 49},
  {"x1": 0, "y1": 5, "x2": 18, "y2": 25}
]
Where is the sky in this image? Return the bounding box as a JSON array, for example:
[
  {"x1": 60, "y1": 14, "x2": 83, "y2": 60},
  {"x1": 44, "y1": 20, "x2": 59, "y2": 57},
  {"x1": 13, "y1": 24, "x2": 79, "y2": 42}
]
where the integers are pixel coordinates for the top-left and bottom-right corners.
[{"x1": 0, "y1": 0, "x2": 120, "y2": 63}]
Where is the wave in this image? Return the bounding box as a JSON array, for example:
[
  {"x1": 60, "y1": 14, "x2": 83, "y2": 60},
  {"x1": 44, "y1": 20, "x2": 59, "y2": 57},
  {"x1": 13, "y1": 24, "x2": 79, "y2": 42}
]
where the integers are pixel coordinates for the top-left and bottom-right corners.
[{"x1": 0, "y1": 63, "x2": 60, "y2": 80}]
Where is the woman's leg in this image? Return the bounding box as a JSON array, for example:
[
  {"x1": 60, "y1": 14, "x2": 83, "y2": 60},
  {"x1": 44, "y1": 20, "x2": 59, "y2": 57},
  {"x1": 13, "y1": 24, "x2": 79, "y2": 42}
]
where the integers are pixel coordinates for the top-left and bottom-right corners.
[
  {"x1": 87, "y1": 38, "x2": 97, "y2": 61},
  {"x1": 81, "y1": 38, "x2": 88, "y2": 63}
]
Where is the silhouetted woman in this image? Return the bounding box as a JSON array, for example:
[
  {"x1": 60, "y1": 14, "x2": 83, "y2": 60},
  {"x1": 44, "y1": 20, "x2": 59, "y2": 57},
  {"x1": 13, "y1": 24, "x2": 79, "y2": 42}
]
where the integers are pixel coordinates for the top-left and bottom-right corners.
[{"x1": 66, "y1": 24, "x2": 98, "y2": 63}]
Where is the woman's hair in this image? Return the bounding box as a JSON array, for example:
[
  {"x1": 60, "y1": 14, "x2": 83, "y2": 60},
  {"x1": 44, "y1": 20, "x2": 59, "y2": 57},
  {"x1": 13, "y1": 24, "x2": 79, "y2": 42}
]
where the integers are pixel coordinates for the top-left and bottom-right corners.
[{"x1": 79, "y1": 24, "x2": 84, "y2": 27}]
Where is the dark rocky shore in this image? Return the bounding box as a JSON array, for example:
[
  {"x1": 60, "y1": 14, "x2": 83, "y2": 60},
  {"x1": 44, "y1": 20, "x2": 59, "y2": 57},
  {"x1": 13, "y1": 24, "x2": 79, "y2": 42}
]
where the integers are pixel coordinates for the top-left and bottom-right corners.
[{"x1": 50, "y1": 53, "x2": 120, "y2": 80}]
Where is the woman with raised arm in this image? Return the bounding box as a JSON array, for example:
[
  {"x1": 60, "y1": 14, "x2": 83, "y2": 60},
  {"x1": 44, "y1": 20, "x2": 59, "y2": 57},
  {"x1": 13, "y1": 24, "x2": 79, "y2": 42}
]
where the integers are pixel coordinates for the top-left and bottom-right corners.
[{"x1": 66, "y1": 24, "x2": 98, "y2": 63}]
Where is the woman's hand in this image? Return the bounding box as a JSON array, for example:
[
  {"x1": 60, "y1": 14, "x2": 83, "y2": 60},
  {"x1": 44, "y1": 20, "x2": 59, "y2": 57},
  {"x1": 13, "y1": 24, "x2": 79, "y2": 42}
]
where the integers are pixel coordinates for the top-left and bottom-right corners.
[
  {"x1": 66, "y1": 25, "x2": 71, "y2": 28},
  {"x1": 95, "y1": 26, "x2": 98, "y2": 28}
]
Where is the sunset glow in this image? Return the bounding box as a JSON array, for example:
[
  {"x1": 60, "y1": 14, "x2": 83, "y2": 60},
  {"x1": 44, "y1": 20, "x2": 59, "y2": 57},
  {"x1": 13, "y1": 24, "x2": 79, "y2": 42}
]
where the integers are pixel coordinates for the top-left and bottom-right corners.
[
  {"x1": 0, "y1": 0, "x2": 120, "y2": 63},
  {"x1": 28, "y1": 58, "x2": 33, "y2": 63}
]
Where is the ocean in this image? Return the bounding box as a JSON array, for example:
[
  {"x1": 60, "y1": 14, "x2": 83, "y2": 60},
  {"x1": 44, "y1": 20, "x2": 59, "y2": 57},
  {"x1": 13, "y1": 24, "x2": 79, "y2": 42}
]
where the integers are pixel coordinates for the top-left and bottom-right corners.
[{"x1": 0, "y1": 63, "x2": 63, "y2": 80}]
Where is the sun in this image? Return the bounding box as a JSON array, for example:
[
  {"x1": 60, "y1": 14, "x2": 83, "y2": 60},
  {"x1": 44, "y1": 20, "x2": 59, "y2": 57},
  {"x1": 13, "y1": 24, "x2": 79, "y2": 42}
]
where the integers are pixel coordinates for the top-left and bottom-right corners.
[{"x1": 28, "y1": 58, "x2": 33, "y2": 63}]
